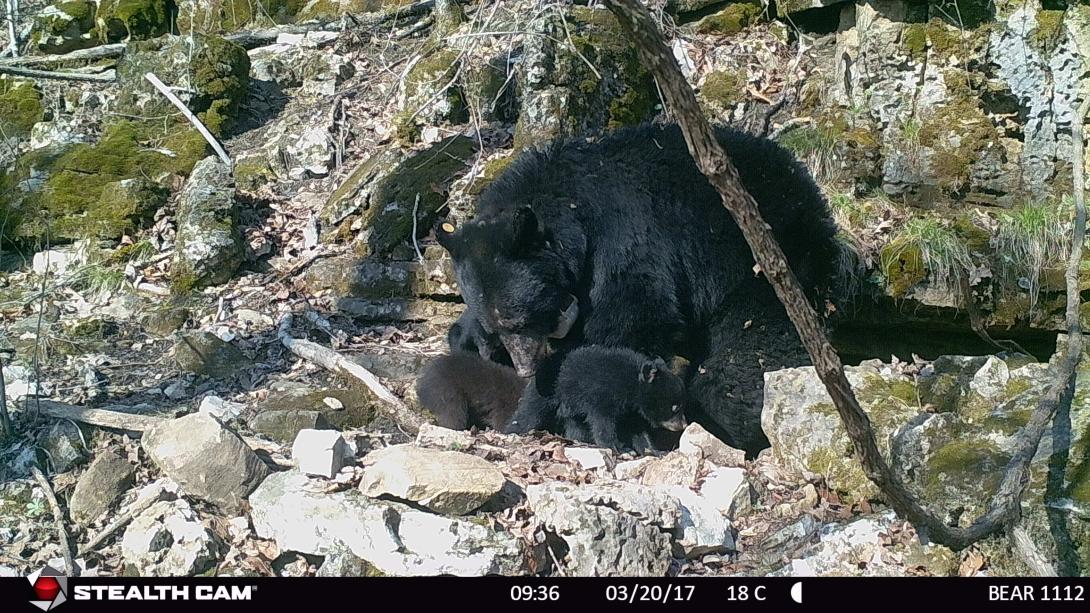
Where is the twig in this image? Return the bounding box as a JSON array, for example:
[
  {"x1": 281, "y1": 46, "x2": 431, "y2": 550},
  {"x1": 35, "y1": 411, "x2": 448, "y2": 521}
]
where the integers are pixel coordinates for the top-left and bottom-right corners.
[
  {"x1": 412, "y1": 193, "x2": 425, "y2": 264},
  {"x1": 5, "y1": 0, "x2": 17, "y2": 58},
  {"x1": 601, "y1": 0, "x2": 1088, "y2": 551},
  {"x1": 0, "y1": 65, "x2": 114, "y2": 82},
  {"x1": 144, "y1": 72, "x2": 231, "y2": 165},
  {"x1": 0, "y1": 42, "x2": 124, "y2": 68},
  {"x1": 77, "y1": 493, "x2": 159, "y2": 558},
  {"x1": 30, "y1": 466, "x2": 79, "y2": 577},
  {"x1": 276, "y1": 314, "x2": 425, "y2": 433},
  {"x1": 35, "y1": 399, "x2": 163, "y2": 432},
  {"x1": 0, "y1": 352, "x2": 9, "y2": 437}
]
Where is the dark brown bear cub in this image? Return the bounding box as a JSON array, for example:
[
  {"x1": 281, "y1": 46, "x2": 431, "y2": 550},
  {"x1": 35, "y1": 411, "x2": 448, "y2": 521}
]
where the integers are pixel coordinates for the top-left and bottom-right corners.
[{"x1": 416, "y1": 352, "x2": 526, "y2": 431}]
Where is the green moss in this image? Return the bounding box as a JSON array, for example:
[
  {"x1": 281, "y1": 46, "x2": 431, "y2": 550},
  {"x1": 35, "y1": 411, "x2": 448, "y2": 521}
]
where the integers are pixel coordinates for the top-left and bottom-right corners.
[
  {"x1": 191, "y1": 37, "x2": 251, "y2": 136},
  {"x1": 700, "y1": 70, "x2": 744, "y2": 111},
  {"x1": 234, "y1": 156, "x2": 276, "y2": 191},
  {"x1": 36, "y1": 121, "x2": 207, "y2": 241},
  {"x1": 917, "y1": 88, "x2": 998, "y2": 194},
  {"x1": 696, "y1": 2, "x2": 761, "y2": 35},
  {"x1": 58, "y1": 0, "x2": 95, "y2": 21},
  {"x1": 468, "y1": 154, "x2": 514, "y2": 196},
  {"x1": 777, "y1": 124, "x2": 839, "y2": 157},
  {"x1": 0, "y1": 79, "x2": 44, "y2": 137},
  {"x1": 903, "y1": 23, "x2": 928, "y2": 57},
  {"x1": 924, "y1": 438, "x2": 1009, "y2": 500},
  {"x1": 95, "y1": 0, "x2": 170, "y2": 42},
  {"x1": 177, "y1": 0, "x2": 296, "y2": 34}
]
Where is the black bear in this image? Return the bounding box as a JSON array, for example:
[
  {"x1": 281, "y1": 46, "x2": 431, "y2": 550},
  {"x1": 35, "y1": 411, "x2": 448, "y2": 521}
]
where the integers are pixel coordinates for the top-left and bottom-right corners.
[
  {"x1": 415, "y1": 352, "x2": 527, "y2": 431},
  {"x1": 436, "y1": 123, "x2": 844, "y2": 453},
  {"x1": 553, "y1": 345, "x2": 687, "y2": 452},
  {"x1": 447, "y1": 309, "x2": 512, "y2": 366}
]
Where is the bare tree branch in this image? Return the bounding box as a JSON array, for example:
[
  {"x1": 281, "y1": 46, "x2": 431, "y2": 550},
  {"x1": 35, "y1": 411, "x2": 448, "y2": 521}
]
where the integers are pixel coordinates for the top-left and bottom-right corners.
[
  {"x1": 601, "y1": 0, "x2": 1089, "y2": 550},
  {"x1": 30, "y1": 466, "x2": 79, "y2": 577}
]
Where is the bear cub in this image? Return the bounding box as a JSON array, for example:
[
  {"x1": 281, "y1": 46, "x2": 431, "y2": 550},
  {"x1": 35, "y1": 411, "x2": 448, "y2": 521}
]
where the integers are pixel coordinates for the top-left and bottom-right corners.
[
  {"x1": 416, "y1": 351, "x2": 526, "y2": 431},
  {"x1": 554, "y1": 345, "x2": 687, "y2": 452},
  {"x1": 447, "y1": 310, "x2": 511, "y2": 367}
]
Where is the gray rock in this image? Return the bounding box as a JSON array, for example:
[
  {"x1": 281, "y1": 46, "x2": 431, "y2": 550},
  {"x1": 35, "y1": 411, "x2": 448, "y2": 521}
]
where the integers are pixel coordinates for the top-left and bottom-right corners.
[
  {"x1": 250, "y1": 470, "x2": 526, "y2": 576},
  {"x1": 292, "y1": 429, "x2": 347, "y2": 479},
  {"x1": 141, "y1": 413, "x2": 269, "y2": 513},
  {"x1": 698, "y1": 466, "x2": 751, "y2": 518},
  {"x1": 32, "y1": 246, "x2": 86, "y2": 277},
  {"x1": 42, "y1": 421, "x2": 86, "y2": 473},
  {"x1": 525, "y1": 480, "x2": 679, "y2": 577},
  {"x1": 250, "y1": 409, "x2": 332, "y2": 444},
  {"x1": 173, "y1": 331, "x2": 250, "y2": 378},
  {"x1": 415, "y1": 424, "x2": 476, "y2": 450},
  {"x1": 358, "y1": 445, "x2": 506, "y2": 515},
  {"x1": 70, "y1": 450, "x2": 135, "y2": 525},
  {"x1": 198, "y1": 395, "x2": 246, "y2": 421},
  {"x1": 662, "y1": 485, "x2": 735, "y2": 558},
  {"x1": 564, "y1": 447, "x2": 614, "y2": 472},
  {"x1": 172, "y1": 157, "x2": 243, "y2": 288},
  {"x1": 770, "y1": 511, "x2": 957, "y2": 577},
  {"x1": 121, "y1": 499, "x2": 220, "y2": 576},
  {"x1": 29, "y1": 2, "x2": 97, "y2": 54},
  {"x1": 320, "y1": 136, "x2": 475, "y2": 257},
  {"x1": 301, "y1": 255, "x2": 459, "y2": 301},
  {"x1": 678, "y1": 422, "x2": 746, "y2": 467},
  {"x1": 316, "y1": 546, "x2": 383, "y2": 577}
]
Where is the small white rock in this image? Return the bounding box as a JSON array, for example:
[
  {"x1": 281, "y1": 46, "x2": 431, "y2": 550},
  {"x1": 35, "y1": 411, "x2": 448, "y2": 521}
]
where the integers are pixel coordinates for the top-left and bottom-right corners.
[
  {"x1": 322, "y1": 396, "x2": 344, "y2": 410},
  {"x1": 564, "y1": 447, "x2": 614, "y2": 472},
  {"x1": 699, "y1": 467, "x2": 750, "y2": 517},
  {"x1": 163, "y1": 380, "x2": 190, "y2": 400},
  {"x1": 198, "y1": 395, "x2": 247, "y2": 420},
  {"x1": 292, "y1": 429, "x2": 347, "y2": 479}
]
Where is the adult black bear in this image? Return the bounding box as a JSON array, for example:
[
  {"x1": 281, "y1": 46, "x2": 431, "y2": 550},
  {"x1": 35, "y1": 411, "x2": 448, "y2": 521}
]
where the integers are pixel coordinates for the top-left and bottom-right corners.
[
  {"x1": 416, "y1": 352, "x2": 526, "y2": 431},
  {"x1": 437, "y1": 123, "x2": 844, "y2": 453},
  {"x1": 554, "y1": 346, "x2": 687, "y2": 452}
]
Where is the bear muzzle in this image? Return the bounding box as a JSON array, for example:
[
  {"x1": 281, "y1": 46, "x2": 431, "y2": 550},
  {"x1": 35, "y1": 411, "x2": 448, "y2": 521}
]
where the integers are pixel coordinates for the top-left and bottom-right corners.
[{"x1": 501, "y1": 333, "x2": 548, "y2": 378}]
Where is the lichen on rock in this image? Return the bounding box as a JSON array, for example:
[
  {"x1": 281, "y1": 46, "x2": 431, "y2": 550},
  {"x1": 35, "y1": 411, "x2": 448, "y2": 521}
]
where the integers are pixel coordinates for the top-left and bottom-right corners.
[{"x1": 95, "y1": 0, "x2": 172, "y2": 42}]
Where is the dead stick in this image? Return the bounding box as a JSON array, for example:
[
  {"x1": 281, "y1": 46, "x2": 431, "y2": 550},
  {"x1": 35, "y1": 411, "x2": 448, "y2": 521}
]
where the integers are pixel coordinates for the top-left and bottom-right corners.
[
  {"x1": 602, "y1": 0, "x2": 1087, "y2": 550},
  {"x1": 77, "y1": 493, "x2": 160, "y2": 557},
  {"x1": 0, "y1": 65, "x2": 114, "y2": 81},
  {"x1": 36, "y1": 399, "x2": 163, "y2": 432},
  {"x1": 277, "y1": 314, "x2": 425, "y2": 433},
  {"x1": 144, "y1": 72, "x2": 231, "y2": 166},
  {"x1": 30, "y1": 466, "x2": 80, "y2": 577}
]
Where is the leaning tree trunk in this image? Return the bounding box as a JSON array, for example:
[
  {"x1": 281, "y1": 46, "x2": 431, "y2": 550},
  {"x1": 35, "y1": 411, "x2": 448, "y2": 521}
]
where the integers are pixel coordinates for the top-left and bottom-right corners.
[{"x1": 601, "y1": 0, "x2": 1089, "y2": 551}]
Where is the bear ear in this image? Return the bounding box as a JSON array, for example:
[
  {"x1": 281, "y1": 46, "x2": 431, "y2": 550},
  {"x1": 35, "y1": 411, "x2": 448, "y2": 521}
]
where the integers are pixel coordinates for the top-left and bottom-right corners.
[
  {"x1": 436, "y1": 220, "x2": 458, "y2": 253},
  {"x1": 510, "y1": 206, "x2": 545, "y2": 252},
  {"x1": 639, "y1": 360, "x2": 659, "y2": 383}
]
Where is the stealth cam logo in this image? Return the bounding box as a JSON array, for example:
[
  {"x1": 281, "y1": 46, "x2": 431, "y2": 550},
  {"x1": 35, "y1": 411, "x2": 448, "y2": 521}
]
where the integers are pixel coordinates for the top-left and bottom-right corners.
[{"x1": 27, "y1": 566, "x2": 67, "y2": 610}]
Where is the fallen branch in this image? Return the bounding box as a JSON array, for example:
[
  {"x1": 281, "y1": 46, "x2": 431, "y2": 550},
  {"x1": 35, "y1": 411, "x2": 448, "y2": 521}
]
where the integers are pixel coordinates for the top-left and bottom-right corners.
[
  {"x1": 36, "y1": 399, "x2": 162, "y2": 432},
  {"x1": 77, "y1": 493, "x2": 158, "y2": 558},
  {"x1": 277, "y1": 314, "x2": 425, "y2": 433},
  {"x1": 0, "y1": 43, "x2": 124, "y2": 68},
  {"x1": 0, "y1": 65, "x2": 114, "y2": 82},
  {"x1": 602, "y1": 0, "x2": 1089, "y2": 550},
  {"x1": 0, "y1": 351, "x2": 11, "y2": 437},
  {"x1": 0, "y1": 22, "x2": 339, "y2": 71},
  {"x1": 144, "y1": 72, "x2": 231, "y2": 165},
  {"x1": 30, "y1": 466, "x2": 80, "y2": 577}
]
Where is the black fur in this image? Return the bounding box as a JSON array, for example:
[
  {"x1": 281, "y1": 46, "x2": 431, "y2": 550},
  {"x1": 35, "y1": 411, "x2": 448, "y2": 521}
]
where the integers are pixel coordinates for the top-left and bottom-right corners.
[
  {"x1": 416, "y1": 352, "x2": 526, "y2": 431},
  {"x1": 447, "y1": 309, "x2": 512, "y2": 366},
  {"x1": 552, "y1": 346, "x2": 687, "y2": 452},
  {"x1": 438, "y1": 123, "x2": 842, "y2": 453}
]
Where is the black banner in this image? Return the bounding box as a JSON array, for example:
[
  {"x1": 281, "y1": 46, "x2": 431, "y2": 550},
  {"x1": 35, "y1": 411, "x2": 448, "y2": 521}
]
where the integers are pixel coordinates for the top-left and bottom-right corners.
[{"x1": 2, "y1": 576, "x2": 1089, "y2": 611}]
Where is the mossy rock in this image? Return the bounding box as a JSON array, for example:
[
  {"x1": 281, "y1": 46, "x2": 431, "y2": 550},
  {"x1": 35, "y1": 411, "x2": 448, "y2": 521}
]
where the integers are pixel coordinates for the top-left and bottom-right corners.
[
  {"x1": 699, "y1": 69, "x2": 744, "y2": 115},
  {"x1": 176, "y1": 0, "x2": 296, "y2": 34},
  {"x1": 250, "y1": 409, "x2": 333, "y2": 443},
  {"x1": 95, "y1": 0, "x2": 172, "y2": 42},
  {"x1": 295, "y1": 0, "x2": 411, "y2": 20},
  {"x1": 171, "y1": 157, "x2": 243, "y2": 289},
  {"x1": 513, "y1": 7, "x2": 655, "y2": 149},
  {"x1": 399, "y1": 48, "x2": 467, "y2": 137},
  {"x1": 143, "y1": 304, "x2": 191, "y2": 336},
  {"x1": 322, "y1": 135, "x2": 476, "y2": 256},
  {"x1": 30, "y1": 1, "x2": 97, "y2": 53},
  {"x1": 31, "y1": 121, "x2": 204, "y2": 241},
  {"x1": 695, "y1": 2, "x2": 762, "y2": 36},
  {"x1": 173, "y1": 331, "x2": 251, "y2": 378},
  {"x1": 116, "y1": 34, "x2": 251, "y2": 137},
  {"x1": 0, "y1": 79, "x2": 44, "y2": 138},
  {"x1": 917, "y1": 89, "x2": 999, "y2": 195},
  {"x1": 466, "y1": 154, "x2": 515, "y2": 196},
  {"x1": 0, "y1": 146, "x2": 69, "y2": 245}
]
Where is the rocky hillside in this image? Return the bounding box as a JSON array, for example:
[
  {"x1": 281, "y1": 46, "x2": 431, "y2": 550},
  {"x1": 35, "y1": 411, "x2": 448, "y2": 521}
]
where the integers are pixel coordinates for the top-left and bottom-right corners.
[{"x1": 0, "y1": 0, "x2": 1087, "y2": 577}]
